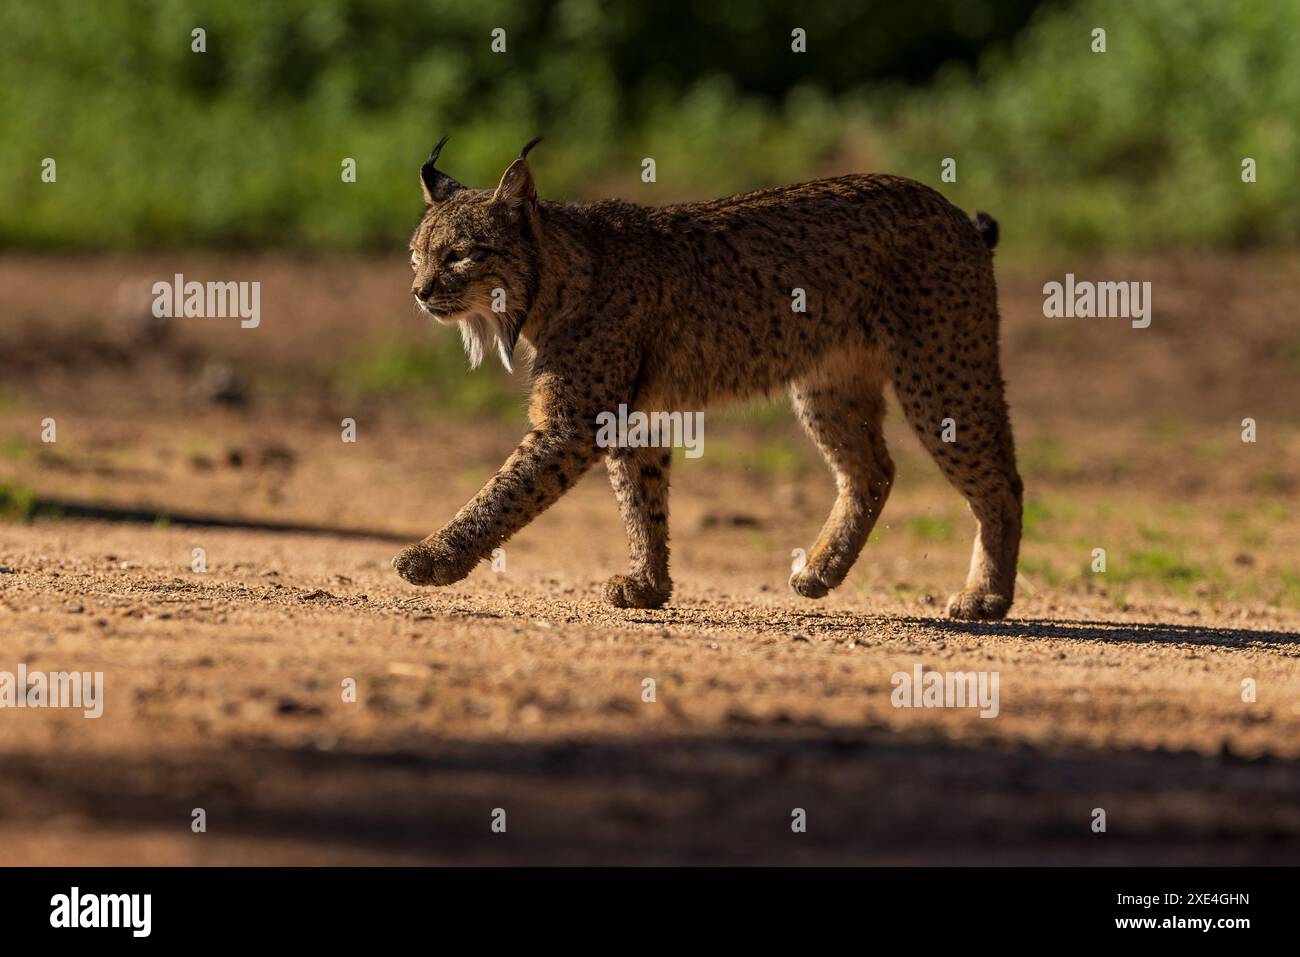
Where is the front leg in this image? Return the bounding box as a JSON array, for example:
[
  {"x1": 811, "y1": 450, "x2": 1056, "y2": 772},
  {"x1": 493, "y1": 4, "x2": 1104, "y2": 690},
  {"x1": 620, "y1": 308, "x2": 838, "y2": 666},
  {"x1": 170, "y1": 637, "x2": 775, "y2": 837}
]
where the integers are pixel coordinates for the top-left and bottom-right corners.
[
  {"x1": 604, "y1": 445, "x2": 673, "y2": 609},
  {"x1": 393, "y1": 416, "x2": 602, "y2": 587}
]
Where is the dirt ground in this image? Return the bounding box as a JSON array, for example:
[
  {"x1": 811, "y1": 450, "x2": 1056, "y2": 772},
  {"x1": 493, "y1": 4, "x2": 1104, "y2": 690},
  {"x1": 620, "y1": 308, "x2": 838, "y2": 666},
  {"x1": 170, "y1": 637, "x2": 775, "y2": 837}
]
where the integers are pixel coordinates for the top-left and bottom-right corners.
[{"x1": 0, "y1": 252, "x2": 1298, "y2": 865}]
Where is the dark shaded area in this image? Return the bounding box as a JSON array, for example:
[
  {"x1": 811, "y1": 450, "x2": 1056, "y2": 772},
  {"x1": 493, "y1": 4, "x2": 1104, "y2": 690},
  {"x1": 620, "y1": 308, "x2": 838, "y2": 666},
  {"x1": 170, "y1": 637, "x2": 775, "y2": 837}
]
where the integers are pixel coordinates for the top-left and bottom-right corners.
[
  {"x1": 614, "y1": 0, "x2": 1050, "y2": 96},
  {"x1": 21, "y1": 498, "x2": 410, "y2": 542},
  {"x1": 4, "y1": 731, "x2": 1297, "y2": 865},
  {"x1": 616, "y1": 604, "x2": 1300, "y2": 652},
  {"x1": 897, "y1": 616, "x2": 1300, "y2": 651},
  {"x1": 44, "y1": 1, "x2": 1050, "y2": 109}
]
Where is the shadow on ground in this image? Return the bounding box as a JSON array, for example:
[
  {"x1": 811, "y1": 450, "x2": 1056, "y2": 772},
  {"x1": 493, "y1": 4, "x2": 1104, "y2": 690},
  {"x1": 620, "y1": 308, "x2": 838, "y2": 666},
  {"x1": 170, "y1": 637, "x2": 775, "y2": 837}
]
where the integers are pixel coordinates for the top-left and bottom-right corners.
[
  {"x1": 611, "y1": 603, "x2": 1300, "y2": 651},
  {"x1": 18, "y1": 498, "x2": 413, "y2": 542},
  {"x1": 4, "y1": 730, "x2": 1297, "y2": 865}
]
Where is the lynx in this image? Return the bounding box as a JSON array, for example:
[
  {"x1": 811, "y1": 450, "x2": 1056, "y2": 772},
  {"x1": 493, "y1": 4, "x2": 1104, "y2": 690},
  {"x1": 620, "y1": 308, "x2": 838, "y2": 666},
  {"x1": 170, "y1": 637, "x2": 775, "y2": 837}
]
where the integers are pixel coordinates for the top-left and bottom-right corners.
[{"x1": 394, "y1": 137, "x2": 1024, "y2": 620}]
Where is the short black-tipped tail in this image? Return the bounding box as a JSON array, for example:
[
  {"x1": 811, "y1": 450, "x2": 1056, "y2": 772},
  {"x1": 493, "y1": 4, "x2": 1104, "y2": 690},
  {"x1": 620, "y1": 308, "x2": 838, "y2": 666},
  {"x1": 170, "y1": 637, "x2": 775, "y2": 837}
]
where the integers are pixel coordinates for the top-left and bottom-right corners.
[{"x1": 972, "y1": 210, "x2": 999, "y2": 250}]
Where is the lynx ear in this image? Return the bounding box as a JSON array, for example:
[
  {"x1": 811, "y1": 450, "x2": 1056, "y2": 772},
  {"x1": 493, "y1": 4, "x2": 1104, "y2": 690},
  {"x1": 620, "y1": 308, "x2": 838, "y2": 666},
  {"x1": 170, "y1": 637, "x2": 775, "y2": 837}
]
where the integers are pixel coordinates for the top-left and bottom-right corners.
[
  {"x1": 493, "y1": 137, "x2": 543, "y2": 207},
  {"x1": 420, "y1": 135, "x2": 464, "y2": 204}
]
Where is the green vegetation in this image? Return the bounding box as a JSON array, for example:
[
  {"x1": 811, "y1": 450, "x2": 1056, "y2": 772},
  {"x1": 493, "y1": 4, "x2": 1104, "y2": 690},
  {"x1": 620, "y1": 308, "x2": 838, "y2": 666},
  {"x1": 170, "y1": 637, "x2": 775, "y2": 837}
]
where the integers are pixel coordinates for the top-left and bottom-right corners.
[
  {"x1": 1018, "y1": 554, "x2": 1064, "y2": 588},
  {"x1": 1275, "y1": 570, "x2": 1300, "y2": 610},
  {"x1": 881, "y1": 0, "x2": 1300, "y2": 250},
  {"x1": 1248, "y1": 471, "x2": 1297, "y2": 495},
  {"x1": 711, "y1": 397, "x2": 798, "y2": 432},
  {"x1": 337, "y1": 333, "x2": 524, "y2": 418},
  {"x1": 0, "y1": 483, "x2": 38, "y2": 521},
  {"x1": 2, "y1": 0, "x2": 1294, "y2": 252},
  {"x1": 1106, "y1": 547, "x2": 1203, "y2": 586},
  {"x1": 1013, "y1": 495, "x2": 1300, "y2": 610},
  {"x1": 699, "y1": 436, "x2": 805, "y2": 476},
  {"x1": 1019, "y1": 497, "x2": 1054, "y2": 541},
  {"x1": 0, "y1": 483, "x2": 63, "y2": 521},
  {"x1": 907, "y1": 513, "x2": 956, "y2": 543},
  {"x1": 1017, "y1": 438, "x2": 1077, "y2": 479},
  {"x1": 0, "y1": 438, "x2": 34, "y2": 461}
]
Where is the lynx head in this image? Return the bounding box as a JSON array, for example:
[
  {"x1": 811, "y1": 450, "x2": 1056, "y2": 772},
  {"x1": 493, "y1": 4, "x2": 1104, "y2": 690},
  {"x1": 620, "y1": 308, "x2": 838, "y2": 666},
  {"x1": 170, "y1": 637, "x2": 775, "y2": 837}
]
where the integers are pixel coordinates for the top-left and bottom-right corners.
[{"x1": 410, "y1": 136, "x2": 543, "y2": 372}]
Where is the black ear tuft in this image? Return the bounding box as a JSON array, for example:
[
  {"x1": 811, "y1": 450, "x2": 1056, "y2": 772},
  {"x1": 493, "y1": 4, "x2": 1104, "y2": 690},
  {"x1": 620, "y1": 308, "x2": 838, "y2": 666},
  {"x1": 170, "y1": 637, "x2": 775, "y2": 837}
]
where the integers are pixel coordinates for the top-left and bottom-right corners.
[
  {"x1": 427, "y1": 134, "x2": 450, "y2": 167},
  {"x1": 421, "y1": 135, "x2": 464, "y2": 203},
  {"x1": 519, "y1": 136, "x2": 543, "y2": 161}
]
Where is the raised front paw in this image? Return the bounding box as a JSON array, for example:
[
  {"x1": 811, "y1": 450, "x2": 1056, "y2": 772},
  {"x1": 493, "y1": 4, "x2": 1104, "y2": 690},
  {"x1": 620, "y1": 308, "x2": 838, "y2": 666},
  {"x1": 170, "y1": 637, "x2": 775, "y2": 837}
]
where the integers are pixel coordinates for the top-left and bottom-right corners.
[
  {"x1": 789, "y1": 565, "x2": 831, "y2": 599},
  {"x1": 392, "y1": 538, "x2": 476, "y2": 587},
  {"x1": 603, "y1": 574, "x2": 671, "y2": 609}
]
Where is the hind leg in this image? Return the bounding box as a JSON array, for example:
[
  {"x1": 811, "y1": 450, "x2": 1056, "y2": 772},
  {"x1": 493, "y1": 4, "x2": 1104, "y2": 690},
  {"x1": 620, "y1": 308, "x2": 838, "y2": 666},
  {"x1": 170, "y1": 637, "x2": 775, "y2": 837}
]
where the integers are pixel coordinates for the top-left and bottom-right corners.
[
  {"x1": 788, "y1": 359, "x2": 895, "y2": 599},
  {"x1": 891, "y1": 311, "x2": 1023, "y2": 620}
]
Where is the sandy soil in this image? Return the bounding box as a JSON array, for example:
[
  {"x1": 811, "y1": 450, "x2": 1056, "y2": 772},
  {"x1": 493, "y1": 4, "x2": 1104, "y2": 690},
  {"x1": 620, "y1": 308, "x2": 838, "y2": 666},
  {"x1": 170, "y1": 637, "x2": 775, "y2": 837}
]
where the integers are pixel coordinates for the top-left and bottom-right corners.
[{"x1": 0, "y1": 252, "x2": 1298, "y2": 865}]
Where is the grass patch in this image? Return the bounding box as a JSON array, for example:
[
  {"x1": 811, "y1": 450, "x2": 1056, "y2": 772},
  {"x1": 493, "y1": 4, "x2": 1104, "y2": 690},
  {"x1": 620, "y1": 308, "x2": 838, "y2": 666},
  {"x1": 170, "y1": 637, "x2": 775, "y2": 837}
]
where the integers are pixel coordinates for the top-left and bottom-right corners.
[
  {"x1": 0, "y1": 483, "x2": 37, "y2": 521},
  {"x1": 701, "y1": 436, "x2": 806, "y2": 476},
  {"x1": 1235, "y1": 528, "x2": 1269, "y2": 549},
  {"x1": 1016, "y1": 498, "x2": 1300, "y2": 610},
  {"x1": 1018, "y1": 555, "x2": 1064, "y2": 588},
  {"x1": 1136, "y1": 523, "x2": 1174, "y2": 545},
  {"x1": 1248, "y1": 471, "x2": 1297, "y2": 495},
  {"x1": 337, "y1": 334, "x2": 521, "y2": 420},
  {"x1": 1223, "y1": 505, "x2": 1280, "y2": 549},
  {"x1": 1273, "y1": 570, "x2": 1300, "y2": 609},
  {"x1": 1018, "y1": 437, "x2": 1076, "y2": 478},
  {"x1": 0, "y1": 483, "x2": 62, "y2": 521},
  {"x1": 1020, "y1": 498, "x2": 1052, "y2": 541},
  {"x1": 1192, "y1": 441, "x2": 1227, "y2": 464},
  {"x1": 751, "y1": 439, "x2": 803, "y2": 475},
  {"x1": 1107, "y1": 548, "x2": 1204, "y2": 588},
  {"x1": 710, "y1": 396, "x2": 793, "y2": 432},
  {"x1": 908, "y1": 514, "x2": 955, "y2": 543},
  {"x1": 0, "y1": 437, "x2": 33, "y2": 461}
]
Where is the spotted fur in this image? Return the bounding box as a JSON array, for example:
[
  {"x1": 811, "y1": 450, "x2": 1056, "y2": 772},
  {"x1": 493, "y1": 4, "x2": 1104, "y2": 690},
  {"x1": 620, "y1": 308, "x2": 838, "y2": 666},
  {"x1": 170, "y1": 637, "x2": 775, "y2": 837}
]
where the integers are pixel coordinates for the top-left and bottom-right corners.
[{"x1": 395, "y1": 141, "x2": 1024, "y2": 620}]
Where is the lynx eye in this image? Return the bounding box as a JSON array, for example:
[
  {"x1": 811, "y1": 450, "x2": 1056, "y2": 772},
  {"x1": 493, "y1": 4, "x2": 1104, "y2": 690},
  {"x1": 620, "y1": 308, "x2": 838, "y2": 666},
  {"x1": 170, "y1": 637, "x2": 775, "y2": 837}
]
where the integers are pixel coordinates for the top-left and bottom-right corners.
[{"x1": 442, "y1": 245, "x2": 484, "y2": 267}]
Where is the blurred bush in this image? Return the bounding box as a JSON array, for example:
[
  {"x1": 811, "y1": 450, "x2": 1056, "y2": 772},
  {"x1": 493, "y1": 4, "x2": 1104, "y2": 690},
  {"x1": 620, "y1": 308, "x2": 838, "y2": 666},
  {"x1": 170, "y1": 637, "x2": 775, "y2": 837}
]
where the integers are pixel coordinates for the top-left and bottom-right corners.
[
  {"x1": 879, "y1": 0, "x2": 1300, "y2": 250},
  {"x1": 0, "y1": 0, "x2": 1294, "y2": 252}
]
